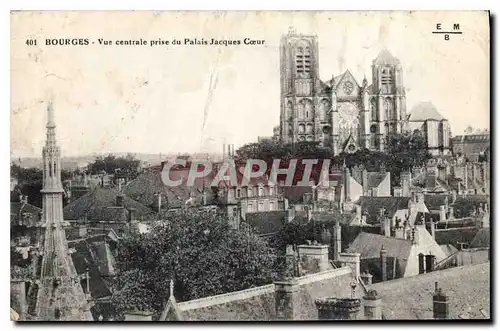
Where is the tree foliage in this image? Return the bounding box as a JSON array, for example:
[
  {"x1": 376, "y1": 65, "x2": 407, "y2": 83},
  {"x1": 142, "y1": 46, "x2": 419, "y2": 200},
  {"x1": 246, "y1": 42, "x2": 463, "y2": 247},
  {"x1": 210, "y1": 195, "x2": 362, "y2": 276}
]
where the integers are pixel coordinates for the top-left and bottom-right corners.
[
  {"x1": 111, "y1": 210, "x2": 282, "y2": 319},
  {"x1": 87, "y1": 154, "x2": 141, "y2": 178}
]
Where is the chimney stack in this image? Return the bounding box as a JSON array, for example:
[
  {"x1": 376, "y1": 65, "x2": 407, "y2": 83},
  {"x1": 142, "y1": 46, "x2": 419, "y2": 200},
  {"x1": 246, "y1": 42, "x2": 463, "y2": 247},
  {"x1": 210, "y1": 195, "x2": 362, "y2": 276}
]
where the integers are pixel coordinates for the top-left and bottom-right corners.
[
  {"x1": 297, "y1": 244, "x2": 330, "y2": 273},
  {"x1": 430, "y1": 220, "x2": 436, "y2": 240},
  {"x1": 363, "y1": 290, "x2": 382, "y2": 320},
  {"x1": 315, "y1": 298, "x2": 361, "y2": 320},
  {"x1": 383, "y1": 215, "x2": 391, "y2": 237},
  {"x1": 448, "y1": 206, "x2": 454, "y2": 219},
  {"x1": 344, "y1": 166, "x2": 351, "y2": 202},
  {"x1": 116, "y1": 194, "x2": 124, "y2": 207},
  {"x1": 425, "y1": 254, "x2": 436, "y2": 273},
  {"x1": 362, "y1": 169, "x2": 368, "y2": 195},
  {"x1": 274, "y1": 279, "x2": 300, "y2": 320},
  {"x1": 355, "y1": 205, "x2": 361, "y2": 220},
  {"x1": 418, "y1": 253, "x2": 425, "y2": 274},
  {"x1": 433, "y1": 282, "x2": 449, "y2": 320},
  {"x1": 333, "y1": 221, "x2": 341, "y2": 261},
  {"x1": 338, "y1": 253, "x2": 361, "y2": 279},
  {"x1": 380, "y1": 246, "x2": 387, "y2": 282},
  {"x1": 360, "y1": 271, "x2": 373, "y2": 285},
  {"x1": 401, "y1": 171, "x2": 411, "y2": 197},
  {"x1": 439, "y1": 205, "x2": 446, "y2": 222},
  {"x1": 286, "y1": 207, "x2": 295, "y2": 223}
]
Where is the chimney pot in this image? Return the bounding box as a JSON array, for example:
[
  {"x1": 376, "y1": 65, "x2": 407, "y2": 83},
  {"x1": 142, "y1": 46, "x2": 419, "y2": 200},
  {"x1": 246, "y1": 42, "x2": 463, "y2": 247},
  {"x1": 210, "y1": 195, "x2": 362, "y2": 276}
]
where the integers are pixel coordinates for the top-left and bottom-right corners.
[
  {"x1": 315, "y1": 298, "x2": 361, "y2": 320},
  {"x1": 363, "y1": 290, "x2": 382, "y2": 320}
]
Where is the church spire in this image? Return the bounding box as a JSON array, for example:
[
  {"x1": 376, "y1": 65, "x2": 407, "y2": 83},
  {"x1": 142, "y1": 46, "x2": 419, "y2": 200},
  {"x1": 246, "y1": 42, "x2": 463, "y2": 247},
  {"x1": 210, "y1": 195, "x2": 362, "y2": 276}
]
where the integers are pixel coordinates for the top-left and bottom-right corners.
[{"x1": 35, "y1": 100, "x2": 93, "y2": 321}]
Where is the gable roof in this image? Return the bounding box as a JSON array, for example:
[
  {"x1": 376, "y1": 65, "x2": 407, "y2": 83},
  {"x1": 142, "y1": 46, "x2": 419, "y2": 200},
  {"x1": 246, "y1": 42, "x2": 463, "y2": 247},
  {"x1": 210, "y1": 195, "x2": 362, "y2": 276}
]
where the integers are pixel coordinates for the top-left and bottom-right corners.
[
  {"x1": 424, "y1": 194, "x2": 449, "y2": 211},
  {"x1": 408, "y1": 102, "x2": 444, "y2": 121},
  {"x1": 11, "y1": 201, "x2": 42, "y2": 226},
  {"x1": 346, "y1": 232, "x2": 413, "y2": 276},
  {"x1": 434, "y1": 227, "x2": 480, "y2": 247},
  {"x1": 63, "y1": 186, "x2": 156, "y2": 222},
  {"x1": 370, "y1": 263, "x2": 490, "y2": 319},
  {"x1": 356, "y1": 197, "x2": 411, "y2": 224},
  {"x1": 469, "y1": 228, "x2": 490, "y2": 248}
]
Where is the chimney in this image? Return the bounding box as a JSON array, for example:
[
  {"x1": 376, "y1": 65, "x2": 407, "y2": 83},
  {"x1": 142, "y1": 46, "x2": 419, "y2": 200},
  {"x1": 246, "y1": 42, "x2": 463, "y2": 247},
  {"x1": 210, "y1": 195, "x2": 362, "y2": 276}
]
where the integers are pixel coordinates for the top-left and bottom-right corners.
[
  {"x1": 124, "y1": 311, "x2": 153, "y2": 321},
  {"x1": 433, "y1": 282, "x2": 449, "y2": 319},
  {"x1": 380, "y1": 246, "x2": 387, "y2": 281},
  {"x1": 360, "y1": 271, "x2": 373, "y2": 285},
  {"x1": 451, "y1": 190, "x2": 457, "y2": 204},
  {"x1": 286, "y1": 207, "x2": 295, "y2": 223},
  {"x1": 338, "y1": 253, "x2": 361, "y2": 278},
  {"x1": 448, "y1": 206, "x2": 454, "y2": 219},
  {"x1": 439, "y1": 205, "x2": 446, "y2": 222},
  {"x1": 78, "y1": 224, "x2": 87, "y2": 238},
  {"x1": 297, "y1": 244, "x2": 330, "y2": 273},
  {"x1": 383, "y1": 216, "x2": 391, "y2": 237},
  {"x1": 425, "y1": 254, "x2": 436, "y2": 273},
  {"x1": 333, "y1": 221, "x2": 341, "y2": 261},
  {"x1": 430, "y1": 220, "x2": 436, "y2": 240},
  {"x1": 411, "y1": 227, "x2": 419, "y2": 245},
  {"x1": 363, "y1": 290, "x2": 382, "y2": 320},
  {"x1": 128, "y1": 208, "x2": 136, "y2": 223},
  {"x1": 274, "y1": 279, "x2": 300, "y2": 320},
  {"x1": 355, "y1": 205, "x2": 361, "y2": 219},
  {"x1": 315, "y1": 298, "x2": 362, "y2": 320},
  {"x1": 116, "y1": 195, "x2": 124, "y2": 207},
  {"x1": 418, "y1": 253, "x2": 425, "y2": 274},
  {"x1": 401, "y1": 172, "x2": 411, "y2": 197},
  {"x1": 362, "y1": 169, "x2": 368, "y2": 195}
]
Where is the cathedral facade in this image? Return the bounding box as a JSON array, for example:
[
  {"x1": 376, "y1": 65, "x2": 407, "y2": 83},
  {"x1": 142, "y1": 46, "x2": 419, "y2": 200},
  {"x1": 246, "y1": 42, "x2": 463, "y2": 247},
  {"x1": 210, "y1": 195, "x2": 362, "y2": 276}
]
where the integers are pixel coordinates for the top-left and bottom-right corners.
[{"x1": 277, "y1": 27, "x2": 408, "y2": 155}]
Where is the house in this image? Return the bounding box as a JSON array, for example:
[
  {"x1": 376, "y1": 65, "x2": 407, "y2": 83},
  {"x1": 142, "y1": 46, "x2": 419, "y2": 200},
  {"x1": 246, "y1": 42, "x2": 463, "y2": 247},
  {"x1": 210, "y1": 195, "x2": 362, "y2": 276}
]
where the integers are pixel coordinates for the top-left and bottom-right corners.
[
  {"x1": 344, "y1": 166, "x2": 391, "y2": 203},
  {"x1": 346, "y1": 223, "x2": 447, "y2": 279}
]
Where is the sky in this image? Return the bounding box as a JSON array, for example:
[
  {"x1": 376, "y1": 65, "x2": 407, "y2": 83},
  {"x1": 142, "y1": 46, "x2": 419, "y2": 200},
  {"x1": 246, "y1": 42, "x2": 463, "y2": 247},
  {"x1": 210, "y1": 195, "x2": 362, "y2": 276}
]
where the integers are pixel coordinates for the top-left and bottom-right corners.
[{"x1": 10, "y1": 11, "x2": 490, "y2": 157}]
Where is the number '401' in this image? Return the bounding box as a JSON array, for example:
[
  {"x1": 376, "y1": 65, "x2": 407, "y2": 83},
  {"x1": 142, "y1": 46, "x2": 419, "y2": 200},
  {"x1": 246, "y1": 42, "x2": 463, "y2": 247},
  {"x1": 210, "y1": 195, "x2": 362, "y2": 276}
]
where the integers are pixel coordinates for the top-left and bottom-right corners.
[{"x1": 25, "y1": 39, "x2": 37, "y2": 46}]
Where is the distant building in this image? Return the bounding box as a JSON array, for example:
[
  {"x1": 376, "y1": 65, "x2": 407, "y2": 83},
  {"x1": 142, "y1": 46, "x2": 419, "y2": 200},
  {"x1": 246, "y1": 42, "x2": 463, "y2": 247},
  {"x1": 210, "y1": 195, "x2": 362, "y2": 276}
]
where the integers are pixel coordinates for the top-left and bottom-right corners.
[
  {"x1": 407, "y1": 102, "x2": 451, "y2": 156},
  {"x1": 452, "y1": 129, "x2": 490, "y2": 162}
]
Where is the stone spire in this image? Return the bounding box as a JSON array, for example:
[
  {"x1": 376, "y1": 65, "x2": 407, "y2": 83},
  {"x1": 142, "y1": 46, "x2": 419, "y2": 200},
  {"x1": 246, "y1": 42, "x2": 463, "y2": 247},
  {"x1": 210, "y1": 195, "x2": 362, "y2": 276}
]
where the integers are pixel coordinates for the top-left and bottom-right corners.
[{"x1": 35, "y1": 101, "x2": 93, "y2": 321}]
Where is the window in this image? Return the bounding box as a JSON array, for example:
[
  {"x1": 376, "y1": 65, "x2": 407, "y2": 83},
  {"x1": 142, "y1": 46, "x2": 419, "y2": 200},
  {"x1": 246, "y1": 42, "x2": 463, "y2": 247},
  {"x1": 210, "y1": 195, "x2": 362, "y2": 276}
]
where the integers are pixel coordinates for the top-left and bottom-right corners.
[
  {"x1": 305, "y1": 99, "x2": 313, "y2": 120},
  {"x1": 306, "y1": 123, "x2": 313, "y2": 134},
  {"x1": 270, "y1": 201, "x2": 275, "y2": 211},
  {"x1": 384, "y1": 98, "x2": 393, "y2": 120},
  {"x1": 248, "y1": 203, "x2": 253, "y2": 212},
  {"x1": 236, "y1": 189, "x2": 241, "y2": 198},
  {"x1": 258, "y1": 202, "x2": 264, "y2": 211},
  {"x1": 370, "y1": 124, "x2": 377, "y2": 134},
  {"x1": 381, "y1": 67, "x2": 394, "y2": 94},
  {"x1": 298, "y1": 124, "x2": 305, "y2": 134},
  {"x1": 297, "y1": 101, "x2": 305, "y2": 120},
  {"x1": 295, "y1": 42, "x2": 312, "y2": 77},
  {"x1": 258, "y1": 186, "x2": 263, "y2": 197},
  {"x1": 269, "y1": 186, "x2": 274, "y2": 196},
  {"x1": 370, "y1": 99, "x2": 377, "y2": 121},
  {"x1": 247, "y1": 187, "x2": 253, "y2": 197}
]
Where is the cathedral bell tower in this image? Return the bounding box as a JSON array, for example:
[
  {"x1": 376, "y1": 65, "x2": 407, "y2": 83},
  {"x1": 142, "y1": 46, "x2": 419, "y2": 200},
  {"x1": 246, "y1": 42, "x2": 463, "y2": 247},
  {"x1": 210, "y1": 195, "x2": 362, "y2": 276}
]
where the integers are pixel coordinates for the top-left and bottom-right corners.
[
  {"x1": 34, "y1": 101, "x2": 93, "y2": 321},
  {"x1": 370, "y1": 50, "x2": 407, "y2": 151},
  {"x1": 279, "y1": 27, "x2": 322, "y2": 145}
]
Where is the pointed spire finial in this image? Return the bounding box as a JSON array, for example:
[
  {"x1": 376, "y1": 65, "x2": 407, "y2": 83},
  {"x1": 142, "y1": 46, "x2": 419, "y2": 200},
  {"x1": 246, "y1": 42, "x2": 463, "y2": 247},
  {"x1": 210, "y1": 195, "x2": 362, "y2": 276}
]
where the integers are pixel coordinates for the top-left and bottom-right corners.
[
  {"x1": 169, "y1": 279, "x2": 174, "y2": 298},
  {"x1": 47, "y1": 99, "x2": 56, "y2": 129}
]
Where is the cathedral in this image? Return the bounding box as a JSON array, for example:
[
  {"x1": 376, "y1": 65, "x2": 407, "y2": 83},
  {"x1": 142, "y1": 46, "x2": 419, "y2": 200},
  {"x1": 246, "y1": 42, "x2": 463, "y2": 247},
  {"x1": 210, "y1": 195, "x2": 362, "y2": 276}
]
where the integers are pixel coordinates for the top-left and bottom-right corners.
[{"x1": 276, "y1": 27, "x2": 451, "y2": 156}]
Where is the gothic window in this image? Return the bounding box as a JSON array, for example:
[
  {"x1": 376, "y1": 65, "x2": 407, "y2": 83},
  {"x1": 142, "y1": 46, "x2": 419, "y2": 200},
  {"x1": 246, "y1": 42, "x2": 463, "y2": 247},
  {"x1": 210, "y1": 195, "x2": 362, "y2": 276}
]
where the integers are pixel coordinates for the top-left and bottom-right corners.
[
  {"x1": 295, "y1": 41, "x2": 312, "y2": 77},
  {"x1": 258, "y1": 201, "x2": 264, "y2": 211},
  {"x1": 298, "y1": 124, "x2": 305, "y2": 134},
  {"x1": 370, "y1": 99, "x2": 377, "y2": 121},
  {"x1": 247, "y1": 187, "x2": 253, "y2": 197},
  {"x1": 248, "y1": 203, "x2": 253, "y2": 212},
  {"x1": 285, "y1": 101, "x2": 292, "y2": 120},
  {"x1": 304, "y1": 99, "x2": 313, "y2": 120},
  {"x1": 385, "y1": 123, "x2": 389, "y2": 134},
  {"x1": 384, "y1": 98, "x2": 394, "y2": 120},
  {"x1": 370, "y1": 124, "x2": 377, "y2": 134},
  {"x1": 258, "y1": 186, "x2": 263, "y2": 197},
  {"x1": 306, "y1": 123, "x2": 313, "y2": 134},
  {"x1": 319, "y1": 99, "x2": 330, "y2": 121},
  {"x1": 381, "y1": 67, "x2": 394, "y2": 94},
  {"x1": 49, "y1": 162, "x2": 52, "y2": 176},
  {"x1": 297, "y1": 101, "x2": 305, "y2": 120},
  {"x1": 236, "y1": 189, "x2": 241, "y2": 198}
]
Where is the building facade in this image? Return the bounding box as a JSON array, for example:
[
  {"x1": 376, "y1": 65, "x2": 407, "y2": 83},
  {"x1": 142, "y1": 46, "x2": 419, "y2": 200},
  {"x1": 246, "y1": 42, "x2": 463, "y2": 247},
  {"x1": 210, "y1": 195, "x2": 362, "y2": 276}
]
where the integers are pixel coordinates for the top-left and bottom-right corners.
[{"x1": 278, "y1": 28, "x2": 407, "y2": 154}]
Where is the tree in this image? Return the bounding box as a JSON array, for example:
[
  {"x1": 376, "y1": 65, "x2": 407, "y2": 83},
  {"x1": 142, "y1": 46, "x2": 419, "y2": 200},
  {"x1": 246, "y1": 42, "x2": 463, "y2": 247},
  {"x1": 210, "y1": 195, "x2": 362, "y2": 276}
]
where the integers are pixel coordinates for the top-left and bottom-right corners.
[
  {"x1": 87, "y1": 154, "x2": 141, "y2": 179},
  {"x1": 110, "y1": 210, "x2": 282, "y2": 319}
]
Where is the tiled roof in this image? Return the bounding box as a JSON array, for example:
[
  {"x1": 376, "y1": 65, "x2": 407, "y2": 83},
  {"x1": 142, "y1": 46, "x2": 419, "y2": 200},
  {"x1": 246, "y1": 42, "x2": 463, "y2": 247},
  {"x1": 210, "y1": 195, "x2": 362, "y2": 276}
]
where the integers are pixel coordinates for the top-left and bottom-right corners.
[
  {"x1": 282, "y1": 186, "x2": 312, "y2": 204},
  {"x1": 439, "y1": 244, "x2": 458, "y2": 257},
  {"x1": 408, "y1": 102, "x2": 444, "y2": 121},
  {"x1": 367, "y1": 173, "x2": 388, "y2": 188},
  {"x1": 434, "y1": 227, "x2": 480, "y2": 247},
  {"x1": 63, "y1": 187, "x2": 156, "y2": 222},
  {"x1": 356, "y1": 197, "x2": 411, "y2": 224},
  {"x1": 370, "y1": 263, "x2": 490, "y2": 319},
  {"x1": 10, "y1": 202, "x2": 42, "y2": 226},
  {"x1": 170, "y1": 267, "x2": 361, "y2": 321},
  {"x1": 245, "y1": 211, "x2": 286, "y2": 235},
  {"x1": 68, "y1": 237, "x2": 113, "y2": 299},
  {"x1": 346, "y1": 232, "x2": 413, "y2": 276},
  {"x1": 424, "y1": 194, "x2": 448, "y2": 211},
  {"x1": 469, "y1": 228, "x2": 490, "y2": 248}
]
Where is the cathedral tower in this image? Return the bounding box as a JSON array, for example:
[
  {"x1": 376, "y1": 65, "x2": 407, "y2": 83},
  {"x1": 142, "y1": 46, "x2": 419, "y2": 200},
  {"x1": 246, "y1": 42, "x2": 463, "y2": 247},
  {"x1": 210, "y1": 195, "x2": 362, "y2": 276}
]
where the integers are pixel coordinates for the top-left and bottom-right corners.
[
  {"x1": 34, "y1": 101, "x2": 93, "y2": 321},
  {"x1": 370, "y1": 50, "x2": 407, "y2": 150},
  {"x1": 280, "y1": 27, "x2": 325, "y2": 145}
]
